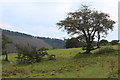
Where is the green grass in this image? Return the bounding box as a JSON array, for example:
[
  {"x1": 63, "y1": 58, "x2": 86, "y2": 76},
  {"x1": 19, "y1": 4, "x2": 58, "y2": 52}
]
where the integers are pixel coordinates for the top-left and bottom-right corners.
[{"x1": 1, "y1": 45, "x2": 119, "y2": 78}]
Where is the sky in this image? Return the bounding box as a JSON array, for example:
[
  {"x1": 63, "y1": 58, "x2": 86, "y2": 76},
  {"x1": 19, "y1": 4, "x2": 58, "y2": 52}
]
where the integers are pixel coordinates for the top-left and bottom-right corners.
[{"x1": 0, "y1": 0, "x2": 119, "y2": 41}]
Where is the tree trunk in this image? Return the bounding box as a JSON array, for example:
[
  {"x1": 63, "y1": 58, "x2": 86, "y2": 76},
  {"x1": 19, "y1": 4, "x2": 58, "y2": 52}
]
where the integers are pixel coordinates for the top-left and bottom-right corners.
[
  {"x1": 85, "y1": 42, "x2": 92, "y2": 54},
  {"x1": 97, "y1": 32, "x2": 100, "y2": 48},
  {"x1": 5, "y1": 51, "x2": 8, "y2": 61},
  {"x1": 86, "y1": 47, "x2": 91, "y2": 54}
]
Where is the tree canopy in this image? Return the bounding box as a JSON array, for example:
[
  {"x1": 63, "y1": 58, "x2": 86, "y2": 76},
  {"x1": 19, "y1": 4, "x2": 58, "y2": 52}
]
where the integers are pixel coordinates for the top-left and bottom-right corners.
[{"x1": 57, "y1": 5, "x2": 115, "y2": 54}]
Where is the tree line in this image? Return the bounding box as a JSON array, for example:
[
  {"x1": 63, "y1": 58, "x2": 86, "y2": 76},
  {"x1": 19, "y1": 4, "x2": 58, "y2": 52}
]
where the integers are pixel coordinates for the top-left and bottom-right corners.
[{"x1": 65, "y1": 38, "x2": 119, "y2": 49}]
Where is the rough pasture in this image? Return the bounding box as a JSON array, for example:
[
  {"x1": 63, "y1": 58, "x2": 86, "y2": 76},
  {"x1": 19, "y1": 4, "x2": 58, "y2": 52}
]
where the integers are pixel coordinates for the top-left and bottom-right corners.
[{"x1": 1, "y1": 45, "x2": 119, "y2": 78}]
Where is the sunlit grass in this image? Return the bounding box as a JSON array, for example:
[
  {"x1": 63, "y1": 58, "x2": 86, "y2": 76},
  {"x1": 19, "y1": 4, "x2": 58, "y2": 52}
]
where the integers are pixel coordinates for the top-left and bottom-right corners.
[{"x1": 2, "y1": 45, "x2": 118, "y2": 78}]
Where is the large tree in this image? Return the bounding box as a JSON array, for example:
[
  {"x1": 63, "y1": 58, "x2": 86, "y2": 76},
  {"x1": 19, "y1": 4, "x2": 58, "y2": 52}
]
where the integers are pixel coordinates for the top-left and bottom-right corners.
[{"x1": 57, "y1": 5, "x2": 115, "y2": 54}]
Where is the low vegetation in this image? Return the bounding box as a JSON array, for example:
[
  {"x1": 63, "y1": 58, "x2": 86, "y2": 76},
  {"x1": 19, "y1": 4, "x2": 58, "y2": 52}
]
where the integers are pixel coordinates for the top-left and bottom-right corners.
[
  {"x1": 2, "y1": 45, "x2": 119, "y2": 78},
  {"x1": 16, "y1": 45, "x2": 52, "y2": 64}
]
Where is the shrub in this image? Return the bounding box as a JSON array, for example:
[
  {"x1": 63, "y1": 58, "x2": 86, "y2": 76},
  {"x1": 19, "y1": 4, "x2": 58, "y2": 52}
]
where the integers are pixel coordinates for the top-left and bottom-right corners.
[
  {"x1": 110, "y1": 40, "x2": 119, "y2": 45},
  {"x1": 16, "y1": 44, "x2": 42, "y2": 64},
  {"x1": 99, "y1": 39, "x2": 109, "y2": 46}
]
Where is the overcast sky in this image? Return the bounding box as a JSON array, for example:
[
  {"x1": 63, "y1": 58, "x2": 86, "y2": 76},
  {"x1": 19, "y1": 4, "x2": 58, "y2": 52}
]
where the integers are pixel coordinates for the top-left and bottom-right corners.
[{"x1": 0, "y1": 0, "x2": 119, "y2": 41}]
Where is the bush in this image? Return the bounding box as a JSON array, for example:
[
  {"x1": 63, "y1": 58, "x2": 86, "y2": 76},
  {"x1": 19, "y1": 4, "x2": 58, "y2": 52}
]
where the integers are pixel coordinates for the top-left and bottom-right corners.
[
  {"x1": 99, "y1": 39, "x2": 109, "y2": 46},
  {"x1": 110, "y1": 40, "x2": 119, "y2": 45},
  {"x1": 16, "y1": 44, "x2": 42, "y2": 64}
]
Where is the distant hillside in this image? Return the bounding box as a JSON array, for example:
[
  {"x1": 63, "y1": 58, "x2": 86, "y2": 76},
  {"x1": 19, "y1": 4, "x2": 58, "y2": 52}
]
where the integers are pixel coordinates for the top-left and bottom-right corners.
[
  {"x1": 37, "y1": 37, "x2": 65, "y2": 49},
  {"x1": 2, "y1": 29, "x2": 52, "y2": 52},
  {"x1": 1, "y1": 29, "x2": 65, "y2": 53}
]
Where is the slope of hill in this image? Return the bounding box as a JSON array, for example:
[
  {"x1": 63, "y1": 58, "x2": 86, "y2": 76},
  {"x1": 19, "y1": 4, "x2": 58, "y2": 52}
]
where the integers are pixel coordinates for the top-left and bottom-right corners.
[
  {"x1": 37, "y1": 37, "x2": 65, "y2": 48},
  {"x1": 2, "y1": 45, "x2": 118, "y2": 78},
  {"x1": 2, "y1": 29, "x2": 52, "y2": 52}
]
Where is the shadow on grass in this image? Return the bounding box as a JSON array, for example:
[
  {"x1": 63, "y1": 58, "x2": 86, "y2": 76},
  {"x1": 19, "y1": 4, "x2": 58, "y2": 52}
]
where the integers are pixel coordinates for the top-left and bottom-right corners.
[
  {"x1": 73, "y1": 52, "x2": 96, "y2": 59},
  {"x1": 73, "y1": 47, "x2": 118, "y2": 59},
  {"x1": 94, "y1": 47, "x2": 115, "y2": 54}
]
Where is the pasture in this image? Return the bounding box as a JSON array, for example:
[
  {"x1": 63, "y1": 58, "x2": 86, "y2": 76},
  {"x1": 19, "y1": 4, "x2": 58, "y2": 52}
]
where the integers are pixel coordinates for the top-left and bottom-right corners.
[{"x1": 1, "y1": 45, "x2": 119, "y2": 78}]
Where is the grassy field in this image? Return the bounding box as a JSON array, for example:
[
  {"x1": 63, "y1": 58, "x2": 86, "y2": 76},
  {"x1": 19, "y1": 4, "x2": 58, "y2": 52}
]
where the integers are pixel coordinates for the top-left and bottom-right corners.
[{"x1": 1, "y1": 45, "x2": 119, "y2": 78}]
